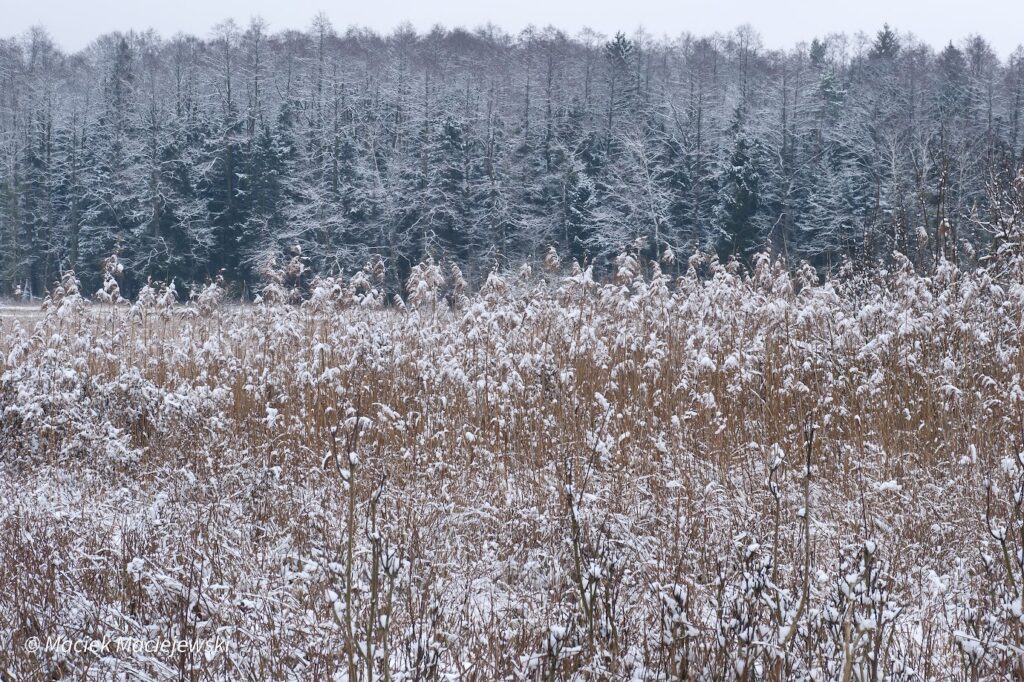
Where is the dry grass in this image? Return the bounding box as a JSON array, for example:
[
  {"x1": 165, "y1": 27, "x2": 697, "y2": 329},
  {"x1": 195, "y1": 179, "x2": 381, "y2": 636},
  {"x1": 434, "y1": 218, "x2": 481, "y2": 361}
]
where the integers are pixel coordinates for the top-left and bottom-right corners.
[{"x1": 1, "y1": 253, "x2": 1024, "y2": 680}]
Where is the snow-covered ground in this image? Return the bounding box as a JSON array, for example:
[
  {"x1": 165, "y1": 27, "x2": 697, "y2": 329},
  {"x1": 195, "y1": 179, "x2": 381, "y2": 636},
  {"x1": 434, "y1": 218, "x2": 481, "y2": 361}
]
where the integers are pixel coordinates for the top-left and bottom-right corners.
[
  {"x1": 0, "y1": 303, "x2": 44, "y2": 322},
  {"x1": 1, "y1": 256, "x2": 1022, "y2": 679}
]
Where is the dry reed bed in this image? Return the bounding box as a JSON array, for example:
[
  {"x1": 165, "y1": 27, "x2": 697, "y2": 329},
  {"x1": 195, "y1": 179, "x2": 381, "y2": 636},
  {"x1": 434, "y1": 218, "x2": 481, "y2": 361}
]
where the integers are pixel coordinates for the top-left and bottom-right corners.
[{"x1": 1, "y1": 253, "x2": 1023, "y2": 680}]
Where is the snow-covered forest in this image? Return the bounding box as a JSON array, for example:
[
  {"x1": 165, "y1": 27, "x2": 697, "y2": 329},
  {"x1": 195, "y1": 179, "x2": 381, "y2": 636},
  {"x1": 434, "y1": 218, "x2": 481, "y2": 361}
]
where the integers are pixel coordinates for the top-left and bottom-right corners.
[
  {"x1": 9, "y1": 13, "x2": 1024, "y2": 679},
  {"x1": 2, "y1": 20, "x2": 1024, "y2": 297}
]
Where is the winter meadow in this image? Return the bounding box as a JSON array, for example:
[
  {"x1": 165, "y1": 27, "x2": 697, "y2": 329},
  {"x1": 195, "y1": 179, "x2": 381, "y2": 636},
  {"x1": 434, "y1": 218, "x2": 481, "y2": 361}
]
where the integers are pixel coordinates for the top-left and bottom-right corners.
[{"x1": 4, "y1": 16, "x2": 1024, "y2": 681}]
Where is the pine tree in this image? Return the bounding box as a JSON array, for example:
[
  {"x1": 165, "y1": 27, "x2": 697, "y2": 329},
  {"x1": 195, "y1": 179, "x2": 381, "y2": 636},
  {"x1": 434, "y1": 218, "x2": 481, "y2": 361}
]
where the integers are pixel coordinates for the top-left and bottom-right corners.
[
  {"x1": 870, "y1": 25, "x2": 901, "y2": 61},
  {"x1": 715, "y1": 132, "x2": 764, "y2": 265}
]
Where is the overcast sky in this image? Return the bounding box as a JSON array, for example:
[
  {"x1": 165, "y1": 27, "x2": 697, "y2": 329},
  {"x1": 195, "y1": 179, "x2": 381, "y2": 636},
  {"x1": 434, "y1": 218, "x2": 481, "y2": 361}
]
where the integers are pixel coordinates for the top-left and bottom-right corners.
[{"x1": 5, "y1": 0, "x2": 1024, "y2": 57}]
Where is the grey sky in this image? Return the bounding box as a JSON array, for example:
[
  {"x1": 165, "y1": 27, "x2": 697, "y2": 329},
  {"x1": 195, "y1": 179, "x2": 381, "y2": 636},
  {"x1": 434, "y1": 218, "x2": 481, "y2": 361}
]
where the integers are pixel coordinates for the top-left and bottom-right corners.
[{"x1": 5, "y1": 0, "x2": 1024, "y2": 57}]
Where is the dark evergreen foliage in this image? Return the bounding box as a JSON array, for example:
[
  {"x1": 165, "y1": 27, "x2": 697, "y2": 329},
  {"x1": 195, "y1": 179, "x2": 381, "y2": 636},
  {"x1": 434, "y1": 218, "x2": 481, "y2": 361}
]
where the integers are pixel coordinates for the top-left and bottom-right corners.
[{"x1": 1, "y1": 22, "x2": 1022, "y2": 296}]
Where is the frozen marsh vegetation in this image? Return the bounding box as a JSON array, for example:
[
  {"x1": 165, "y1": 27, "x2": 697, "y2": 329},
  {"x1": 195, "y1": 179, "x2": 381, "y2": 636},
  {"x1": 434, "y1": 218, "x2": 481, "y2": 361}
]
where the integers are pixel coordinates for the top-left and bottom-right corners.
[{"x1": 3, "y1": 252, "x2": 1024, "y2": 679}]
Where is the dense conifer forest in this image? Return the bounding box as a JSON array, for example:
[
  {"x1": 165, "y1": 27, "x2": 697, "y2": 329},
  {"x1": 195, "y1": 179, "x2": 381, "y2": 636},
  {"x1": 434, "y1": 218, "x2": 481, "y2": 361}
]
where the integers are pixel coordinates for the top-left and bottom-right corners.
[{"x1": 2, "y1": 20, "x2": 1023, "y2": 296}]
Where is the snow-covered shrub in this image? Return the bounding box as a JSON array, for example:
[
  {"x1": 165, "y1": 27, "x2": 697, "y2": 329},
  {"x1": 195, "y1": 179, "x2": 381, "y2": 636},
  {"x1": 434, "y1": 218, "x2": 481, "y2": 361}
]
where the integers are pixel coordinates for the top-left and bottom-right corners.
[{"x1": 2, "y1": 251, "x2": 1024, "y2": 679}]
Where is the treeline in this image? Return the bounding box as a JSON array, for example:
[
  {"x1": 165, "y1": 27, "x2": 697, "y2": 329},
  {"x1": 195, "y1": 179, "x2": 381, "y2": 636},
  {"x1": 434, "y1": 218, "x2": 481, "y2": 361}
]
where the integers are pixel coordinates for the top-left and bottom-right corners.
[{"x1": 2, "y1": 19, "x2": 1024, "y2": 297}]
